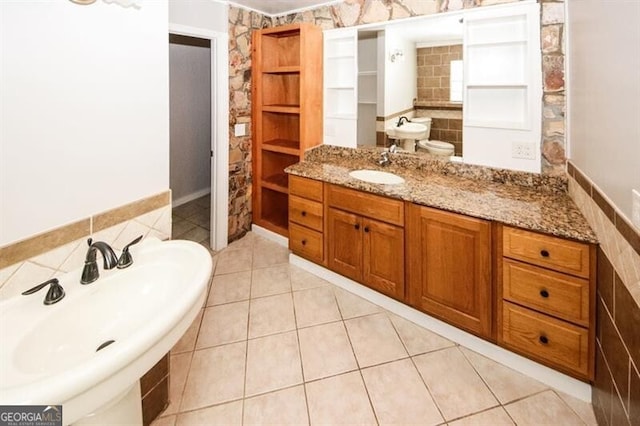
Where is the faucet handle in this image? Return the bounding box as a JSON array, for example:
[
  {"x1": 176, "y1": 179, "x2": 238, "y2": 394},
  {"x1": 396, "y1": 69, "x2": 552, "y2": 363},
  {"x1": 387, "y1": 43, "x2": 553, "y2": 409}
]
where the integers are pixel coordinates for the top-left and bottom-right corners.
[
  {"x1": 117, "y1": 235, "x2": 143, "y2": 269},
  {"x1": 22, "y1": 278, "x2": 65, "y2": 305}
]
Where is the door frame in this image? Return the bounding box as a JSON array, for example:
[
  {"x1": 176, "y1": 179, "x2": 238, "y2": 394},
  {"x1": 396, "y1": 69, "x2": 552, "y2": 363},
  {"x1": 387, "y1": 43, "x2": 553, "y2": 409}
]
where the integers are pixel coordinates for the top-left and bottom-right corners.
[{"x1": 168, "y1": 23, "x2": 229, "y2": 251}]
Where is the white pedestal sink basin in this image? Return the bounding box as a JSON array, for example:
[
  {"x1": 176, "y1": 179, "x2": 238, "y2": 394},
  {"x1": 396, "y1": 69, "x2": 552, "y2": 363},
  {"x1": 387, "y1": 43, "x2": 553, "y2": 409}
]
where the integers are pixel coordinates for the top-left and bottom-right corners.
[
  {"x1": 349, "y1": 169, "x2": 405, "y2": 185},
  {"x1": 385, "y1": 122, "x2": 428, "y2": 140},
  {"x1": 0, "y1": 237, "x2": 213, "y2": 425}
]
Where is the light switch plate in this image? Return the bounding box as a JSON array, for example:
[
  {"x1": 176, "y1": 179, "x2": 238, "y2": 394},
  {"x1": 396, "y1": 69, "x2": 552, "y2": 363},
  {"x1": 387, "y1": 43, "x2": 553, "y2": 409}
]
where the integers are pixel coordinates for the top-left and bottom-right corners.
[
  {"x1": 632, "y1": 189, "x2": 640, "y2": 229},
  {"x1": 234, "y1": 123, "x2": 246, "y2": 137}
]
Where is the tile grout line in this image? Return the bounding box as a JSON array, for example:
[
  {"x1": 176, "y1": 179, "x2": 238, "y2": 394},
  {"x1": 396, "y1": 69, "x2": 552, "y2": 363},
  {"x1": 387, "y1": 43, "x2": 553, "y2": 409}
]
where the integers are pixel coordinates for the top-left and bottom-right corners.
[{"x1": 290, "y1": 270, "x2": 312, "y2": 426}]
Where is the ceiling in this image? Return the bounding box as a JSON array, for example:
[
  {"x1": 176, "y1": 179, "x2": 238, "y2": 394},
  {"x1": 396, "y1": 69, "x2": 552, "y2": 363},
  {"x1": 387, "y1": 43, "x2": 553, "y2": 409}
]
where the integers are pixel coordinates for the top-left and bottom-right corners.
[{"x1": 230, "y1": 0, "x2": 340, "y2": 16}]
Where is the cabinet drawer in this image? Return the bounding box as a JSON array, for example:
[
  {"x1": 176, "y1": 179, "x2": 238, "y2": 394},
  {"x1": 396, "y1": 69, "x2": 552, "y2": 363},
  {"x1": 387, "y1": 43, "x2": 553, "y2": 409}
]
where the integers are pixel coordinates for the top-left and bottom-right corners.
[
  {"x1": 502, "y1": 226, "x2": 590, "y2": 278},
  {"x1": 503, "y1": 259, "x2": 590, "y2": 326},
  {"x1": 289, "y1": 222, "x2": 323, "y2": 264},
  {"x1": 327, "y1": 184, "x2": 404, "y2": 226},
  {"x1": 289, "y1": 175, "x2": 323, "y2": 202},
  {"x1": 501, "y1": 302, "x2": 589, "y2": 377},
  {"x1": 289, "y1": 195, "x2": 323, "y2": 231}
]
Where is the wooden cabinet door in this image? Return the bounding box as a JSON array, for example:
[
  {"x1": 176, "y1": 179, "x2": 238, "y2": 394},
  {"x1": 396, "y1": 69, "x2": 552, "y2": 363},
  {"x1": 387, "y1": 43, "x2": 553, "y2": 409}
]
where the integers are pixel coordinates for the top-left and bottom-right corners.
[
  {"x1": 362, "y1": 218, "x2": 405, "y2": 300},
  {"x1": 328, "y1": 208, "x2": 362, "y2": 282},
  {"x1": 407, "y1": 204, "x2": 493, "y2": 339}
]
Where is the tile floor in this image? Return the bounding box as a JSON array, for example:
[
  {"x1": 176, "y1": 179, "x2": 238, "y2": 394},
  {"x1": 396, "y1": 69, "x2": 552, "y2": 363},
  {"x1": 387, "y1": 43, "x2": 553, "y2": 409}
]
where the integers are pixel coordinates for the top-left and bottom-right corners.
[
  {"x1": 163, "y1": 199, "x2": 597, "y2": 425},
  {"x1": 172, "y1": 195, "x2": 212, "y2": 249}
]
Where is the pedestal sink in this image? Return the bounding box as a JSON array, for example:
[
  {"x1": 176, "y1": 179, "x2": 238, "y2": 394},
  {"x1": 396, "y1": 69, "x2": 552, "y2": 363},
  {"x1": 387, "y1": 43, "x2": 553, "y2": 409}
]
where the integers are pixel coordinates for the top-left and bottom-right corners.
[
  {"x1": 349, "y1": 169, "x2": 405, "y2": 185},
  {"x1": 385, "y1": 122, "x2": 428, "y2": 140},
  {"x1": 0, "y1": 237, "x2": 213, "y2": 425}
]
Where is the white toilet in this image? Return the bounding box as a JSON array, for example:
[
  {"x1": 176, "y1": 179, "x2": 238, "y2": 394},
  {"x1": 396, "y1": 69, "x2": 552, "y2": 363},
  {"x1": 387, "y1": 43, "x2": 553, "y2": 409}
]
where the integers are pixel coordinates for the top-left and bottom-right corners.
[{"x1": 412, "y1": 117, "x2": 456, "y2": 157}]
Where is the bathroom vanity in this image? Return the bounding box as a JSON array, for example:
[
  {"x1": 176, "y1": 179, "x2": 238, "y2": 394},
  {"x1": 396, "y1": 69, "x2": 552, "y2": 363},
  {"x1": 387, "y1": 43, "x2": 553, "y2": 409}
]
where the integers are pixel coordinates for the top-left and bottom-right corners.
[{"x1": 285, "y1": 146, "x2": 597, "y2": 382}]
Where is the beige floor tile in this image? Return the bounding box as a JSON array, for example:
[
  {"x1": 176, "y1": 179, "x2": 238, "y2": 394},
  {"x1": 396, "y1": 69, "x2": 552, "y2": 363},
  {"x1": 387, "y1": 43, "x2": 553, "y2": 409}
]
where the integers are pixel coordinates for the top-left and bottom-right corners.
[
  {"x1": 505, "y1": 390, "x2": 585, "y2": 426},
  {"x1": 243, "y1": 385, "x2": 309, "y2": 425},
  {"x1": 334, "y1": 287, "x2": 383, "y2": 319},
  {"x1": 293, "y1": 286, "x2": 342, "y2": 328},
  {"x1": 413, "y1": 347, "x2": 498, "y2": 421},
  {"x1": 172, "y1": 309, "x2": 203, "y2": 354},
  {"x1": 253, "y1": 239, "x2": 289, "y2": 269},
  {"x1": 207, "y1": 270, "x2": 252, "y2": 306},
  {"x1": 151, "y1": 415, "x2": 176, "y2": 426},
  {"x1": 345, "y1": 313, "x2": 408, "y2": 368},
  {"x1": 164, "y1": 352, "x2": 192, "y2": 416},
  {"x1": 173, "y1": 202, "x2": 201, "y2": 220},
  {"x1": 180, "y1": 225, "x2": 209, "y2": 243},
  {"x1": 248, "y1": 293, "x2": 296, "y2": 338},
  {"x1": 180, "y1": 342, "x2": 246, "y2": 411},
  {"x1": 388, "y1": 313, "x2": 455, "y2": 356},
  {"x1": 227, "y1": 232, "x2": 255, "y2": 251},
  {"x1": 305, "y1": 371, "x2": 377, "y2": 425},
  {"x1": 362, "y1": 359, "x2": 444, "y2": 426},
  {"x1": 187, "y1": 210, "x2": 210, "y2": 230},
  {"x1": 175, "y1": 400, "x2": 242, "y2": 426},
  {"x1": 298, "y1": 321, "x2": 358, "y2": 381},
  {"x1": 556, "y1": 391, "x2": 598, "y2": 425},
  {"x1": 251, "y1": 264, "x2": 291, "y2": 298},
  {"x1": 215, "y1": 247, "x2": 253, "y2": 275},
  {"x1": 196, "y1": 301, "x2": 249, "y2": 349},
  {"x1": 449, "y1": 407, "x2": 515, "y2": 426},
  {"x1": 460, "y1": 347, "x2": 548, "y2": 405},
  {"x1": 245, "y1": 331, "x2": 303, "y2": 397},
  {"x1": 290, "y1": 266, "x2": 331, "y2": 291},
  {"x1": 194, "y1": 194, "x2": 210, "y2": 207}
]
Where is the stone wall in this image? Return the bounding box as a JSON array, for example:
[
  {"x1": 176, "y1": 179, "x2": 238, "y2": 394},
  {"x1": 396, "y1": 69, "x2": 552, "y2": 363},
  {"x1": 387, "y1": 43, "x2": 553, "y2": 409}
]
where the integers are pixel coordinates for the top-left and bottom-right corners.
[{"x1": 227, "y1": 0, "x2": 567, "y2": 240}]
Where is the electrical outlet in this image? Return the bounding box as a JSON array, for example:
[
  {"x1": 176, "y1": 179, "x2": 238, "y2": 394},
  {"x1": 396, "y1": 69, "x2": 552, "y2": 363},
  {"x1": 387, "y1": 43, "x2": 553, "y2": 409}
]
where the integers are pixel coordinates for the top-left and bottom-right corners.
[
  {"x1": 632, "y1": 189, "x2": 640, "y2": 229},
  {"x1": 512, "y1": 141, "x2": 536, "y2": 160}
]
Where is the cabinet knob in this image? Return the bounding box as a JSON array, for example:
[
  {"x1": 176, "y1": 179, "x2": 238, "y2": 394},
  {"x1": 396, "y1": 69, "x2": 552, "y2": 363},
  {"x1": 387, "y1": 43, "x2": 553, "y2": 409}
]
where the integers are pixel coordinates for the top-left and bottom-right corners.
[
  {"x1": 355, "y1": 224, "x2": 360, "y2": 230},
  {"x1": 301, "y1": 239, "x2": 307, "y2": 246},
  {"x1": 540, "y1": 249, "x2": 550, "y2": 258},
  {"x1": 540, "y1": 289, "x2": 549, "y2": 298},
  {"x1": 301, "y1": 211, "x2": 307, "y2": 217},
  {"x1": 539, "y1": 335, "x2": 549, "y2": 345},
  {"x1": 364, "y1": 226, "x2": 369, "y2": 233}
]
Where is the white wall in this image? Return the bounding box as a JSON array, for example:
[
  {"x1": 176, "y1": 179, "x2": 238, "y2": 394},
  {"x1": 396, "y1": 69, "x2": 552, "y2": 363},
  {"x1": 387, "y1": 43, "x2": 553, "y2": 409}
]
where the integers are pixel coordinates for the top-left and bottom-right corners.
[
  {"x1": 169, "y1": 43, "x2": 211, "y2": 203},
  {"x1": 567, "y1": 1, "x2": 640, "y2": 221},
  {"x1": 384, "y1": 28, "x2": 417, "y2": 117},
  {"x1": 0, "y1": 1, "x2": 169, "y2": 246},
  {"x1": 169, "y1": 0, "x2": 228, "y2": 33}
]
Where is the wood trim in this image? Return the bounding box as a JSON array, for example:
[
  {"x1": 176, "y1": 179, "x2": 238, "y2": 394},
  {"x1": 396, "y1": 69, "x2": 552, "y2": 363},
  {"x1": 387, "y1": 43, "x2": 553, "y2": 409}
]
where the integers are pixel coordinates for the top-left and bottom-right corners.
[{"x1": 169, "y1": 34, "x2": 210, "y2": 48}]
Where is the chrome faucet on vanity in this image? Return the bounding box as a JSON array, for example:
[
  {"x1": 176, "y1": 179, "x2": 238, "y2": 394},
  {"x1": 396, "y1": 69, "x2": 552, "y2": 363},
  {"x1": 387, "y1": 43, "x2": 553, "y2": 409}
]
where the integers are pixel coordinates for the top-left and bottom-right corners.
[
  {"x1": 81, "y1": 238, "x2": 119, "y2": 284},
  {"x1": 378, "y1": 143, "x2": 397, "y2": 167}
]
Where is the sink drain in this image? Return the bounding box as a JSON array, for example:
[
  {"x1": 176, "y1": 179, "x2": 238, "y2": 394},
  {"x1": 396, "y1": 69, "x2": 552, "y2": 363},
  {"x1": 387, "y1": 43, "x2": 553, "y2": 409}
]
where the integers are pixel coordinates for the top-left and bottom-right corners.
[{"x1": 96, "y1": 340, "x2": 115, "y2": 352}]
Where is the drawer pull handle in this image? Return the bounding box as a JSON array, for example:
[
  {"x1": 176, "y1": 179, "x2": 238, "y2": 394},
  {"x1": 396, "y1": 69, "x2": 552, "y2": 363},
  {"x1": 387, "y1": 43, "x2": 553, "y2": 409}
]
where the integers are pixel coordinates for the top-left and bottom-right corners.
[
  {"x1": 364, "y1": 226, "x2": 369, "y2": 233},
  {"x1": 540, "y1": 249, "x2": 550, "y2": 258},
  {"x1": 301, "y1": 239, "x2": 307, "y2": 246},
  {"x1": 540, "y1": 289, "x2": 549, "y2": 298},
  {"x1": 539, "y1": 335, "x2": 549, "y2": 345},
  {"x1": 355, "y1": 224, "x2": 360, "y2": 230},
  {"x1": 301, "y1": 211, "x2": 307, "y2": 217}
]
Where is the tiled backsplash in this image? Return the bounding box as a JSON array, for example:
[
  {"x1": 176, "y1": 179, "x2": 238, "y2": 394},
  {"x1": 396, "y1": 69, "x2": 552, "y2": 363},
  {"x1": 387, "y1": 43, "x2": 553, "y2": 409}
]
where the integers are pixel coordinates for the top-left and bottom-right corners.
[
  {"x1": 567, "y1": 162, "x2": 640, "y2": 426},
  {"x1": 417, "y1": 45, "x2": 463, "y2": 103},
  {"x1": 0, "y1": 191, "x2": 172, "y2": 300}
]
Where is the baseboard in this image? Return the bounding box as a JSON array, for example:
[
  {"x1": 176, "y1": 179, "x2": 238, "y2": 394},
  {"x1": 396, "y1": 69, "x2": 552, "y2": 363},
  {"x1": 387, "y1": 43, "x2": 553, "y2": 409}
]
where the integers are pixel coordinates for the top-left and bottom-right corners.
[
  {"x1": 251, "y1": 224, "x2": 289, "y2": 248},
  {"x1": 289, "y1": 253, "x2": 592, "y2": 402},
  {"x1": 172, "y1": 188, "x2": 211, "y2": 208}
]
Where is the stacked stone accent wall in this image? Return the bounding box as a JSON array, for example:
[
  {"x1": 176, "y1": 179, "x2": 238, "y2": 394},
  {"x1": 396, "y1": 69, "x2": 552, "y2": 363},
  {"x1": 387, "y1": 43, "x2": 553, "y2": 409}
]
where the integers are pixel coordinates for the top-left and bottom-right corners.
[{"x1": 228, "y1": 0, "x2": 567, "y2": 240}]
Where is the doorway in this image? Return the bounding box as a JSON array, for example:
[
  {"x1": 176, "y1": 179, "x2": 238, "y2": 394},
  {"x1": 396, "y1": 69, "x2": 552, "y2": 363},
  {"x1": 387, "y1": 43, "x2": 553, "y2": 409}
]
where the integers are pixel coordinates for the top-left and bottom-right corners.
[
  {"x1": 167, "y1": 24, "x2": 229, "y2": 251},
  {"x1": 169, "y1": 34, "x2": 212, "y2": 246}
]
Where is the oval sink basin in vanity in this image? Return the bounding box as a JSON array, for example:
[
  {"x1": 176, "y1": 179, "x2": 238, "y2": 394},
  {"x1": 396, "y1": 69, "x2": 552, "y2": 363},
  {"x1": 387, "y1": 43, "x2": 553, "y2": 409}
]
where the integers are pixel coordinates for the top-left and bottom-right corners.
[
  {"x1": 0, "y1": 237, "x2": 212, "y2": 425},
  {"x1": 349, "y1": 169, "x2": 405, "y2": 185}
]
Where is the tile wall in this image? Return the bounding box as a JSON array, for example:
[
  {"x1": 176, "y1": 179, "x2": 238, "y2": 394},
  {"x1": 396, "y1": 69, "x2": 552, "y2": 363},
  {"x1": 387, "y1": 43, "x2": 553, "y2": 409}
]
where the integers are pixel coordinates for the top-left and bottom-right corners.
[
  {"x1": 567, "y1": 161, "x2": 640, "y2": 426},
  {"x1": 416, "y1": 45, "x2": 463, "y2": 103}
]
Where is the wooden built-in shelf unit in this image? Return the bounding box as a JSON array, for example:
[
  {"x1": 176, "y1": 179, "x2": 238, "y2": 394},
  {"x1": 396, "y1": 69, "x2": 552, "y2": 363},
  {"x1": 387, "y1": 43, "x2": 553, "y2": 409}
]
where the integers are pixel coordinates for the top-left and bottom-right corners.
[{"x1": 252, "y1": 23, "x2": 323, "y2": 236}]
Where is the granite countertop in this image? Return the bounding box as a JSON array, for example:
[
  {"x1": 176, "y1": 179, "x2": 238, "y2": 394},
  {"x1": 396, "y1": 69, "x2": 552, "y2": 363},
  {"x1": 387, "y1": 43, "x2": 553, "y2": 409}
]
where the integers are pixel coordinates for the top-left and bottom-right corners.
[{"x1": 285, "y1": 146, "x2": 598, "y2": 244}]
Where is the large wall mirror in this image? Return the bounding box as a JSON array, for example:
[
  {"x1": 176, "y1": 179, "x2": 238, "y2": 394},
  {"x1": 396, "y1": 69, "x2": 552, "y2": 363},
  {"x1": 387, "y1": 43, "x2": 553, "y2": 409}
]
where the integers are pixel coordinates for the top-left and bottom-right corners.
[{"x1": 323, "y1": 0, "x2": 543, "y2": 173}]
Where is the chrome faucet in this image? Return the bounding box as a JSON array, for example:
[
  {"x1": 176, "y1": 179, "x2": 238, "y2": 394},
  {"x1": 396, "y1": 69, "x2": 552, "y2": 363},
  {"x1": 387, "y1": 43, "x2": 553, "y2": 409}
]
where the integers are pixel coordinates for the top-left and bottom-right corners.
[
  {"x1": 81, "y1": 238, "x2": 119, "y2": 284},
  {"x1": 396, "y1": 116, "x2": 411, "y2": 127}
]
